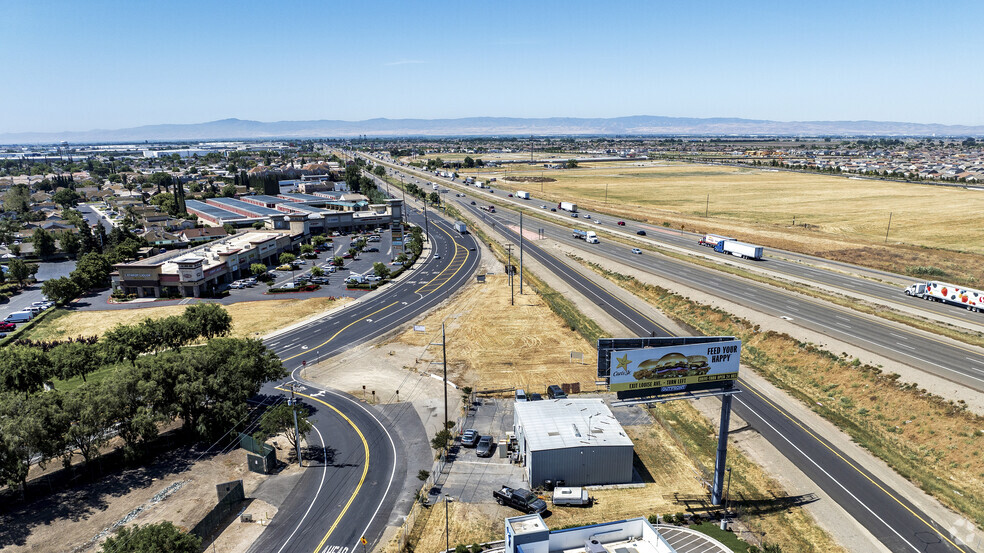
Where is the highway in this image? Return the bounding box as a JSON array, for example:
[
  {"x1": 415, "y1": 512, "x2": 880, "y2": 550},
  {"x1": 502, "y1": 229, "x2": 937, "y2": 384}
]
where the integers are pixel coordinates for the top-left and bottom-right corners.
[
  {"x1": 380, "y1": 161, "x2": 984, "y2": 392},
  {"x1": 447, "y1": 197, "x2": 968, "y2": 553},
  {"x1": 248, "y1": 206, "x2": 480, "y2": 553}
]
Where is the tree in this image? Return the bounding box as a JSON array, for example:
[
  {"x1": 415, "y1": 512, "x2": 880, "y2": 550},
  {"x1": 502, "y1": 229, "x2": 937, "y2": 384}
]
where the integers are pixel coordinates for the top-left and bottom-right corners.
[
  {"x1": 220, "y1": 183, "x2": 237, "y2": 197},
  {"x1": 346, "y1": 247, "x2": 357, "y2": 258},
  {"x1": 0, "y1": 392, "x2": 67, "y2": 494},
  {"x1": 31, "y1": 228, "x2": 57, "y2": 258},
  {"x1": 72, "y1": 252, "x2": 112, "y2": 290},
  {"x1": 50, "y1": 341, "x2": 102, "y2": 383},
  {"x1": 430, "y1": 428, "x2": 453, "y2": 451},
  {"x1": 41, "y1": 276, "x2": 81, "y2": 305},
  {"x1": 250, "y1": 263, "x2": 268, "y2": 277},
  {"x1": 0, "y1": 346, "x2": 52, "y2": 394},
  {"x1": 59, "y1": 231, "x2": 81, "y2": 257},
  {"x1": 3, "y1": 184, "x2": 30, "y2": 213},
  {"x1": 565, "y1": 159, "x2": 578, "y2": 169},
  {"x1": 0, "y1": 219, "x2": 21, "y2": 245},
  {"x1": 428, "y1": 191, "x2": 441, "y2": 205},
  {"x1": 149, "y1": 191, "x2": 177, "y2": 215},
  {"x1": 372, "y1": 262, "x2": 390, "y2": 279},
  {"x1": 256, "y1": 402, "x2": 313, "y2": 458},
  {"x1": 182, "y1": 303, "x2": 232, "y2": 340},
  {"x1": 279, "y1": 252, "x2": 296, "y2": 266},
  {"x1": 61, "y1": 382, "x2": 110, "y2": 465},
  {"x1": 463, "y1": 156, "x2": 475, "y2": 168},
  {"x1": 9, "y1": 243, "x2": 21, "y2": 257},
  {"x1": 8, "y1": 258, "x2": 38, "y2": 286},
  {"x1": 51, "y1": 187, "x2": 82, "y2": 208},
  {"x1": 373, "y1": 165, "x2": 386, "y2": 177},
  {"x1": 99, "y1": 521, "x2": 201, "y2": 553},
  {"x1": 102, "y1": 323, "x2": 152, "y2": 365},
  {"x1": 252, "y1": 221, "x2": 266, "y2": 230},
  {"x1": 300, "y1": 244, "x2": 314, "y2": 257},
  {"x1": 332, "y1": 255, "x2": 344, "y2": 267},
  {"x1": 311, "y1": 234, "x2": 327, "y2": 247}
]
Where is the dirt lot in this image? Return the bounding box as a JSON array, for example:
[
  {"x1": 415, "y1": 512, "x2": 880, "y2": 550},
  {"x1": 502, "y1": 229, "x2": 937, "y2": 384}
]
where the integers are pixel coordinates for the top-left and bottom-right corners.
[
  {"x1": 1, "y1": 435, "x2": 297, "y2": 553},
  {"x1": 395, "y1": 273, "x2": 599, "y2": 395},
  {"x1": 21, "y1": 296, "x2": 353, "y2": 341}
]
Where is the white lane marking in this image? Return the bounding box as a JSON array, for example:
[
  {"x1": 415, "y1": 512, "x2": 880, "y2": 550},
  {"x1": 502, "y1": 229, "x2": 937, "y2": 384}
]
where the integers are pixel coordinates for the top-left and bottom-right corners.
[
  {"x1": 275, "y1": 416, "x2": 328, "y2": 553},
  {"x1": 734, "y1": 396, "x2": 921, "y2": 553},
  {"x1": 896, "y1": 342, "x2": 916, "y2": 350},
  {"x1": 966, "y1": 357, "x2": 984, "y2": 365},
  {"x1": 835, "y1": 323, "x2": 852, "y2": 329},
  {"x1": 834, "y1": 314, "x2": 850, "y2": 321}
]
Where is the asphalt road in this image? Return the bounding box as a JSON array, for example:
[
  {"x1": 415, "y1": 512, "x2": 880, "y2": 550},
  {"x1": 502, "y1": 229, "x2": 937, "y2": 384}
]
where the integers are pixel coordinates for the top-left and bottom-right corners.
[
  {"x1": 449, "y1": 197, "x2": 969, "y2": 553},
  {"x1": 247, "y1": 206, "x2": 480, "y2": 553}
]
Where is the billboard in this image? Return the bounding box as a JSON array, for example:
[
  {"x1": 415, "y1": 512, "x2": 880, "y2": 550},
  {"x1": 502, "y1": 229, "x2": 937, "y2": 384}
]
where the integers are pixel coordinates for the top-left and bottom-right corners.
[{"x1": 603, "y1": 338, "x2": 740, "y2": 394}]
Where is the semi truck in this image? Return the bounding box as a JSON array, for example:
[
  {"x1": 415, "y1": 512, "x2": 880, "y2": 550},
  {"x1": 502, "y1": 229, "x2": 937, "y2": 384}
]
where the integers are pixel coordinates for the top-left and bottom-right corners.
[
  {"x1": 493, "y1": 486, "x2": 548, "y2": 514},
  {"x1": 713, "y1": 240, "x2": 763, "y2": 260},
  {"x1": 572, "y1": 229, "x2": 599, "y2": 243},
  {"x1": 453, "y1": 221, "x2": 468, "y2": 233},
  {"x1": 558, "y1": 202, "x2": 578, "y2": 213},
  {"x1": 516, "y1": 191, "x2": 531, "y2": 200},
  {"x1": 905, "y1": 281, "x2": 984, "y2": 312},
  {"x1": 698, "y1": 233, "x2": 735, "y2": 247}
]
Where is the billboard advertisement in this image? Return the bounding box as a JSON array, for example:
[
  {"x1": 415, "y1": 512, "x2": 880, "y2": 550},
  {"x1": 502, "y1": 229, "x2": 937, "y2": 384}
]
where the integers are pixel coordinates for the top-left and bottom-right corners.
[{"x1": 608, "y1": 339, "x2": 740, "y2": 393}]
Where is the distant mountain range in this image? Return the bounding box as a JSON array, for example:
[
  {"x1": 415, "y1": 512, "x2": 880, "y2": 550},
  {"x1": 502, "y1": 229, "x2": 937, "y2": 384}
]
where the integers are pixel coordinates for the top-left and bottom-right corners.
[{"x1": 3, "y1": 116, "x2": 983, "y2": 144}]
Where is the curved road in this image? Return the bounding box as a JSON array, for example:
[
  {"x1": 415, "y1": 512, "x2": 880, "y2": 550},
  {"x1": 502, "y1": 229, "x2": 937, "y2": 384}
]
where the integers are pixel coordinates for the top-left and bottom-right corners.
[{"x1": 248, "y1": 206, "x2": 480, "y2": 553}]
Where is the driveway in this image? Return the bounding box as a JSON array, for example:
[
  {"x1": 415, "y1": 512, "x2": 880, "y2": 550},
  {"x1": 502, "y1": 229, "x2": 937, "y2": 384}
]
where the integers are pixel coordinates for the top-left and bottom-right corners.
[{"x1": 1, "y1": 260, "x2": 75, "y2": 321}]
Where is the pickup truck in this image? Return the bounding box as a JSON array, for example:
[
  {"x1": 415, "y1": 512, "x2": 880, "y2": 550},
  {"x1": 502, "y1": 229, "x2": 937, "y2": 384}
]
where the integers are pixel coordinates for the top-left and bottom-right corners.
[{"x1": 493, "y1": 486, "x2": 548, "y2": 514}]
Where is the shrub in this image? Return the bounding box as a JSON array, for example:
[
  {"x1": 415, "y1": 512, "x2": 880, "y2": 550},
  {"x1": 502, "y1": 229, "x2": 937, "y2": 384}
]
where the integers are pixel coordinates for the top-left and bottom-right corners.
[{"x1": 455, "y1": 545, "x2": 468, "y2": 553}]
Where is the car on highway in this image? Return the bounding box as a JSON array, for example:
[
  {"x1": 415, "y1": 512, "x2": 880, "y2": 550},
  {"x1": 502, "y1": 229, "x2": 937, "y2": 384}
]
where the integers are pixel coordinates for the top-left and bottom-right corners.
[
  {"x1": 584, "y1": 214, "x2": 591, "y2": 219},
  {"x1": 462, "y1": 429, "x2": 480, "y2": 447},
  {"x1": 571, "y1": 213, "x2": 578, "y2": 218},
  {"x1": 476, "y1": 436, "x2": 495, "y2": 457},
  {"x1": 540, "y1": 205, "x2": 547, "y2": 209},
  {"x1": 636, "y1": 230, "x2": 647, "y2": 236},
  {"x1": 471, "y1": 201, "x2": 476, "y2": 205},
  {"x1": 550, "y1": 208, "x2": 556, "y2": 212},
  {"x1": 617, "y1": 221, "x2": 626, "y2": 226},
  {"x1": 434, "y1": 253, "x2": 441, "y2": 259},
  {"x1": 631, "y1": 248, "x2": 642, "y2": 254},
  {"x1": 508, "y1": 193, "x2": 513, "y2": 197},
  {"x1": 594, "y1": 220, "x2": 601, "y2": 224}
]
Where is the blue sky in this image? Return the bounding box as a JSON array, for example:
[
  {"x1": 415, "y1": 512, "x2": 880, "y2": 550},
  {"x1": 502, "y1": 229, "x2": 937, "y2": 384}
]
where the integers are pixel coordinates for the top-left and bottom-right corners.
[{"x1": 1, "y1": 0, "x2": 982, "y2": 133}]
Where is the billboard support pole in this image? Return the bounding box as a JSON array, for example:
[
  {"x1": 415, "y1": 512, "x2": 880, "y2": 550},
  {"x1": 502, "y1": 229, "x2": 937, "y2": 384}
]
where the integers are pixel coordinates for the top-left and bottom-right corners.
[{"x1": 711, "y1": 392, "x2": 733, "y2": 505}]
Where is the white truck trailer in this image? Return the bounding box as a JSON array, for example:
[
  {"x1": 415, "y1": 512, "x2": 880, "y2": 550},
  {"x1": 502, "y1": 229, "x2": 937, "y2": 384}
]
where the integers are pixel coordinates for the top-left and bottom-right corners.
[
  {"x1": 713, "y1": 240, "x2": 764, "y2": 260},
  {"x1": 698, "y1": 233, "x2": 735, "y2": 247},
  {"x1": 516, "y1": 191, "x2": 531, "y2": 199},
  {"x1": 905, "y1": 281, "x2": 984, "y2": 312},
  {"x1": 572, "y1": 229, "x2": 599, "y2": 243},
  {"x1": 558, "y1": 201, "x2": 578, "y2": 213},
  {"x1": 453, "y1": 221, "x2": 468, "y2": 233}
]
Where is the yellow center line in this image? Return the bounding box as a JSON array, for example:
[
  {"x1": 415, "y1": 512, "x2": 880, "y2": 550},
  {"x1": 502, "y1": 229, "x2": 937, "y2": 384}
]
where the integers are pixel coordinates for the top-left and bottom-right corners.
[
  {"x1": 281, "y1": 301, "x2": 399, "y2": 362},
  {"x1": 275, "y1": 387, "x2": 371, "y2": 553},
  {"x1": 413, "y1": 223, "x2": 471, "y2": 294},
  {"x1": 739, "y1": 381, "x2": 966, "y2": 552}
]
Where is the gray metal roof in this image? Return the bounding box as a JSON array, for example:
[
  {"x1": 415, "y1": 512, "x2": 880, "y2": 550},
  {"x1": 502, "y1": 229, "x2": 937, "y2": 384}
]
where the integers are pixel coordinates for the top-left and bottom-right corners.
[
  {"x1": 186, "y1": 200, "x2": 244, "y2": 222},
  {"x1": 514, "y1": 398, "x2": 632, "y2": 452}
]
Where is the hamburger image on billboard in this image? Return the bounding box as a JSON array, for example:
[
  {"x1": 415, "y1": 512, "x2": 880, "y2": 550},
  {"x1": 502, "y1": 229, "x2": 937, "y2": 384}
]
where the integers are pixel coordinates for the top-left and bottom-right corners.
[{"x1": 609, "y1": 340, "x2": 740, "y2": 392}]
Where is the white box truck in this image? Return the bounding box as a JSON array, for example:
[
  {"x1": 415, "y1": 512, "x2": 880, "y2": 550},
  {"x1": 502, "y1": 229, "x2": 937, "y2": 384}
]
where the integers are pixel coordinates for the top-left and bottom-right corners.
[
  {"x1": 558, "y1": 201, "x2": 578, "y2": 213},
  {"x1": 714, "y1": 240, "x2": 763, "y2": 260},
  {"x1": 905, "y1": 281, "x2": 984, "y2": 312},
  {"x1": 516, "y1": 191, "x2": 531, "y2": 200},
  {"x1": 453, "y1": 221, "x2": 468, "y2": 233}
]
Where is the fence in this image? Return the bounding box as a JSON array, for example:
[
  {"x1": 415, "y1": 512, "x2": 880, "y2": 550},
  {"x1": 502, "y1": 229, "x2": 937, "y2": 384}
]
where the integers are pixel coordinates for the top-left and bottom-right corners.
[{"x1": 192, "y1": 480, "x2": 245, "y2": 542}]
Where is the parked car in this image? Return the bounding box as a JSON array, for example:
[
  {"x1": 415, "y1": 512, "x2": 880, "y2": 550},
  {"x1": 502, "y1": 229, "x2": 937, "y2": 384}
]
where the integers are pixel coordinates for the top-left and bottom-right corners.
[
  {"x1": 0, "y1": 322, "x2": 16, "y2": 331},
  {"x1": 342, "y1": 253, "x2": 353, "y2": 259},
  {"x1": 636, "y1": 230, "x2": 647, "y2": 236},
  {"x1": 462, "y1": 429, "x2": 480, "y2": 447},
  {"x1": 476, "y1": 436, "x2": 495, "y2": 457},
  {"x1": 528, "y1": 392, "x2": 543, "y2": 401},
  {"x1": 311, "y1": 276, "x2": 330, "y2": 284},
  {"x1": 229, "y1": 281, "x2": 245, "y2": 289},
  {"x1": 547, "y1": 384, "x2": 567, "y2": 399}
]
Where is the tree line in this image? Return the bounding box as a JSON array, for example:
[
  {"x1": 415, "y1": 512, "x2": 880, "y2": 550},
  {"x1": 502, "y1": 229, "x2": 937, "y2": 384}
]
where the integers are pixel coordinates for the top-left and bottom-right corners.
[{"x1": 0, "y1": 303, "x2": 285, "y2": 495}]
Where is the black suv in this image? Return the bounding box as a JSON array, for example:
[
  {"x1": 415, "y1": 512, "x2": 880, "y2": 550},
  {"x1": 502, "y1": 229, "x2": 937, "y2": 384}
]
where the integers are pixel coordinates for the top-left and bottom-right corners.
[{"x1": 547, "y1": 385, "x2": 567, "y2": 399}]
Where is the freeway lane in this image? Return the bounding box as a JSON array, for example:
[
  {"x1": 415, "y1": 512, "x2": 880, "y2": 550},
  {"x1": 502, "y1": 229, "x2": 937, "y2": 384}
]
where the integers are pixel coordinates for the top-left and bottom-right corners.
[
  {"x1": 248, "y1": 207, "x2": 480, "y2": 553},
  {"x1": 459, "y1": 199, "x2": 967, "y2": 552},
  {"x1": 457, "y1": 200, "x2": 984, "y2": 393}
]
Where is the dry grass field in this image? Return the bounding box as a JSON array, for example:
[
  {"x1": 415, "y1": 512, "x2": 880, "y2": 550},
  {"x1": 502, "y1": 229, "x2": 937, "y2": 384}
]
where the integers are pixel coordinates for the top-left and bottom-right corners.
[
  {"x1": 396, "y1": 274, "x2": 599, "y2": 393},
  {"x1": 22, "y1": 296, "x2": 352, "y2": 341},
  {"x1": 441, "y1": 159, "x2": 984, "y2": 282}
]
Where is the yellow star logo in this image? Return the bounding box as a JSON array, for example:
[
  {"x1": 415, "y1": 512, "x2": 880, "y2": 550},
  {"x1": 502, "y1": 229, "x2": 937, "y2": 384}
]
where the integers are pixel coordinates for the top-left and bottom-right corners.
[{"x1": 615, "y1": 354, "x2": 631, "y2": 372}]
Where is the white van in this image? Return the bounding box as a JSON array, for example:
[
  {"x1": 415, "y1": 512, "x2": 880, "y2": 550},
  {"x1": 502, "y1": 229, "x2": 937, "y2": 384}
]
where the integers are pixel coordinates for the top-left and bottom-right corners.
[{"x1": 5, "y1": 311, "x2": 33, "y2": 323}]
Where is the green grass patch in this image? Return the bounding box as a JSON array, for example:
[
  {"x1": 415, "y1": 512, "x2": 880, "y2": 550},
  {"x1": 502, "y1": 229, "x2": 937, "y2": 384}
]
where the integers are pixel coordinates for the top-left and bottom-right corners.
[{"x1": 689, "y1": 523, "x2": 749, "y2": 552}]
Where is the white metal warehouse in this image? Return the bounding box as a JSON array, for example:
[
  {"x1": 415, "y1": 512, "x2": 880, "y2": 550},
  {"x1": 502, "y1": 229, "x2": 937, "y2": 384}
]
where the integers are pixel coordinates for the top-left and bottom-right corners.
[{"x1": 513, "y1": 398, "x2": 634, "y2": 487}]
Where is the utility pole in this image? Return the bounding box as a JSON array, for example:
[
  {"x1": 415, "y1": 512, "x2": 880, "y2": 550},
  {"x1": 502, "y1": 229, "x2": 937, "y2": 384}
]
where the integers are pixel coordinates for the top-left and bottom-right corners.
[
  {"x1": 705, "y1": 194, "x2": 709, "y2": 218},
  {"x1": 519, "y1": 212, "x2": 524, "y2": 294},
  {"x1": 885, "y1": 212, "x2": 892, "y2": 243},
  {"x1": 442, "y1": 323, "x2": 448, "y2": 437},
  {"x1": 288, "y1": 384, "x2": 302, "y2": 466},
  {"x1": 605, "y1": 183, "x2": 609, "y2": 205},
  {"x1": 423, "y1": 197, "x2": 429, "y2": 242},
  {"x1": 506, "y1": 243, "x2": 514, "y2": 306}
]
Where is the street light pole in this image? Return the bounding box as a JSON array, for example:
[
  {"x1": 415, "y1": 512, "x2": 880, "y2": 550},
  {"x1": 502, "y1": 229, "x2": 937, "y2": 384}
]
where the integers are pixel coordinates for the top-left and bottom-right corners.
[{"x1": 519, "y1": 212, "x2": 524, "y2": 294}]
